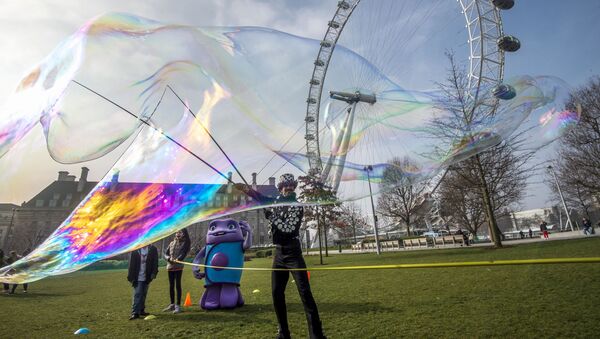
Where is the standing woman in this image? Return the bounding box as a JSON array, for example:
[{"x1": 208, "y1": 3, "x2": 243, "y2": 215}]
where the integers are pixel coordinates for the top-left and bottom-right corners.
[{"x1": 163, "y1": 228, "x2": 191, "y2": 314}]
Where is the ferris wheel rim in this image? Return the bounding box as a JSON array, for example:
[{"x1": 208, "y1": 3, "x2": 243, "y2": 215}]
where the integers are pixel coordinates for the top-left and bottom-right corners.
[{"x1": 304, "y1": 0, "x2": 508, "y2": 179}]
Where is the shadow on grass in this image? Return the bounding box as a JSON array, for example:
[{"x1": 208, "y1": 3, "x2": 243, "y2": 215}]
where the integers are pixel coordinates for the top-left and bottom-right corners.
[
  {"x1": 158, "y1": 304, "x2": 272, "y2": 323},
  {"x1": 0, "y1": 291, "x2": 78, "y2": 298},
  {"x1": 156, "y1": 301, "x2": 391, "y2": 323}
]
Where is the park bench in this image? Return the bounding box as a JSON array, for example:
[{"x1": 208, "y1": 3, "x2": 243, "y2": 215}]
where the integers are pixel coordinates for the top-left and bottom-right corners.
[
  {"x1": 379, "y1": 240, "x2": 399, "y2": 251},
  {"x1": 453, "y1": 235, "x2": 465, "y2": 246},
  {"x1": 433, "y1": 236, "x2": 445, "y2": 246},
  {"x1": 403, "y1": 237, "x2": 428, "y2": 249},
  {"x1": 439, "y1": 235, "x2": 465, "y2": 246},
  {"x1": 386, "y1": 240, "x2": 401, "y2": 250}
]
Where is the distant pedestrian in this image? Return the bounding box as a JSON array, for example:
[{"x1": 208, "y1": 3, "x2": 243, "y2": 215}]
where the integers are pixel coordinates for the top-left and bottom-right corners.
[
  {"x1": 462, "y1": 231, "x2": 470, "y2": 246},
  {"x1": 519, "y1": 230, "x2": 525, "y2": 239},
  {"x1": 0, "y1": 250, "x2": 9, "y2": 294},
  {"x1": 162, "y1": 229, "x2": 191, "y2": 314},
  {"x1": 540, "y1": 221, "x2": 549, "y2": 239},
  {"x1": 127, "y1": 245, "x2": 159, "y2": 320},
  {"x1": 528, "y1": 228, "x2": 533, "y2": 238},
  {"x1": 9, "y1": 248, "x2": 30, "y2": 294},
  {"x1": 582, "y1": 218, "x2": 592, "y2": 235}
]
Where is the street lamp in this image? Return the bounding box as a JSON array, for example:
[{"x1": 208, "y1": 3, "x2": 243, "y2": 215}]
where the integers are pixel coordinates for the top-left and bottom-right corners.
[
  {"x1": 363, "y1": 165, "x2": 381, "y2": 255},
  {"x1": 547, "y1": 165, "x2": 574, "y2": 231}
]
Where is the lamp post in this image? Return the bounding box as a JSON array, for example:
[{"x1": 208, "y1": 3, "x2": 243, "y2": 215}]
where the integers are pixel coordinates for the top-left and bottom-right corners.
[
  {"x1": 364, "y1": 165, "x2": 381, "y2": 255},
  {"x1": 548, "y1": 165, "x2": 574, "y2": 232}
]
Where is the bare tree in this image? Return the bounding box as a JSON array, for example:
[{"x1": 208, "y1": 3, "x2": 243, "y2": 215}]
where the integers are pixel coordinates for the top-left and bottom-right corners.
[
  {"x1": 439, "y1": 171, "x2": 486, "y2": 237},
  {"x1": 377, "y1": 157, "x2": 429, "y2": 236},
  {"x1": 439, "y1": 139, "x2": 530, "y2": 238},
  {"x1": 298, "y1": 170, "x2": 342, "y2": 260},
  {"x1": 430, "y1": 53, "x2": 531, "y2": 247},
  {"x1": 337, "y1": 202, "x2": 371, "y2": 243},
  {"x1": 551, "y1": 76, "x2": 600, "y2": 215}
]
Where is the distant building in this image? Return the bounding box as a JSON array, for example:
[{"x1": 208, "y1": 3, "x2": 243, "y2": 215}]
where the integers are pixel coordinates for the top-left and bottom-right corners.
[
  {"x1": 4, "y1": 168, "x2": 277, "y2": 253},
  {"x1": 497, "y1": 207, "x2": 563, "y2": 233},
  {"x1": 0, "y1": 203, "x2": 19, "y2": 250}
]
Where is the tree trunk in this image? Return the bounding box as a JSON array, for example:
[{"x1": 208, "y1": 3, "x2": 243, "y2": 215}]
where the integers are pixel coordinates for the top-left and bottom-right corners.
[
  {"x1": 324, "y1": 221, "x2": 329, "y2": 257},
  {"x1": 317, "y1": 207, "x2": 323, "y2": 265},
  {"x1": 475, "y1": 155, "x2": 503, "y2": 248},
  {"x1": 352, "y1": 216, "x2": 357, "y2": 244}
]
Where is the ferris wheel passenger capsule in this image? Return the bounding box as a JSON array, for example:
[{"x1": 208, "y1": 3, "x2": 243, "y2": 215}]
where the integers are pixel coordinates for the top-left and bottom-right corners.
[
  {"x1": 492, "y1": 84, "x2": 516, "y2": 100},
  {"x1": 497, "y1": 35, "x2": 520, "y2": 52},
  {"x1": 492, "y1": 0, "x2": 515, "y2": 10}
]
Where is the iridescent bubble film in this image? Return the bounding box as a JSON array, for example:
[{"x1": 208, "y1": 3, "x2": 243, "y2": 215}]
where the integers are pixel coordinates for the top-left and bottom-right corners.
[{"x1": 0, "y1": 12, "x2": 579, "y2": 283}]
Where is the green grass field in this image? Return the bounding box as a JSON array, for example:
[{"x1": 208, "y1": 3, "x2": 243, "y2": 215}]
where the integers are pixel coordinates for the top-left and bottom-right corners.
[{"x1": 2, "y1": 238, "x2": 600, "y2": 338}]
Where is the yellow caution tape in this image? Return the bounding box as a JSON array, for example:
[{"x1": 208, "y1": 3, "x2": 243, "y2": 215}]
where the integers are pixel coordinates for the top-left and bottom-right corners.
[{"x1": 175, "y1": 257, "x2": 600, "y2": 272}]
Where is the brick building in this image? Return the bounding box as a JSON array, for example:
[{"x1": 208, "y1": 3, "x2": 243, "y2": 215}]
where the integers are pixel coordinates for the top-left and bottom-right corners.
[{"x1": 4, "y1": 168, "x2": 278, "y2": 254}]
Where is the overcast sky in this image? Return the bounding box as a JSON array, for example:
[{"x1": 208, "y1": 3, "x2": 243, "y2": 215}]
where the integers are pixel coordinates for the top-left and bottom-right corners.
[{"x1": 0, "y1": 0, "x2": 598, "y2": 211}]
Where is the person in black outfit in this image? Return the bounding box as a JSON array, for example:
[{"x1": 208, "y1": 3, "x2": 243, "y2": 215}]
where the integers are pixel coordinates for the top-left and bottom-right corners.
[
  {"x1": 263, "y1": 173, "x2": 326, "y2": 339},
  {"x1": 0, "y1": 250, "x2": 9, "y2": 294},
  {"x1": 582, "y1": 218, "x2": 592, "y2": 235},
  {"x1": 127, "y1": 245, "x2": 159, "y2": 320}
]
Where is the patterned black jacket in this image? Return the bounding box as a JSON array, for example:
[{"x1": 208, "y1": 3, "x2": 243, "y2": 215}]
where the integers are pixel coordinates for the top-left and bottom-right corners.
[{"x1": 264, "y1": 193, "x2": 303, "y2": 246}]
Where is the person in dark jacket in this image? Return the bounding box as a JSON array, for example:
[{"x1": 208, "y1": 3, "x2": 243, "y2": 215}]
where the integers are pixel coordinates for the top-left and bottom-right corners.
[
  {"x1": 162, "y1": 228, "x2": 191, "y2": 314},
  {"x1": 264, "y1": 173, "x2": 325, "y2": 339},
  {"x1": 540, "y1": 221, "x2": 549, "y2": 239},
  {"x1": 582, "y1": 218, "x2": 592, "y2": 235},
  {"x1": 9, "y1": 248, "x2": 30, "y2": 294},
  {"x1": 0, "y1": 250, "x2": 9, "y2": 294},
  {"x1": 127, "y1": 245, "x2": 159, "y2": 320}
]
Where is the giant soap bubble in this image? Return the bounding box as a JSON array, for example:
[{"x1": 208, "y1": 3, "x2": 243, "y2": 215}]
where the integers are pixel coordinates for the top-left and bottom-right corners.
[{"x1": 0, "y1": 12, "x2": 579, "y2": 283}]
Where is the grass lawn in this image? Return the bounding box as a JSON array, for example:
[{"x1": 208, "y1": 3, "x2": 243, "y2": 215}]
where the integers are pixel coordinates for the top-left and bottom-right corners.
[{"x1": 1, "y1": 237, "x2": 600, "y2": 338}]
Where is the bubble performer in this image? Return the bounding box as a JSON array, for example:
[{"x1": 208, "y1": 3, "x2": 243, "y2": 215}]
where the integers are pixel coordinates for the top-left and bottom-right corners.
[{"x1": 264, "y1": 174, "x2": 326, "y2": 339}]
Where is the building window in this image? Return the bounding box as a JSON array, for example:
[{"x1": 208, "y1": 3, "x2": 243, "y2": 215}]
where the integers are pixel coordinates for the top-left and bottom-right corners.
[
  {"x1": 53, "y1": 193, "x2": 60, "y2": 200},
  {"x1": 66, "y1": 193, "x2": 72, "y2": 200},
  {"x1": 49, "y1": 200, "x2": 57, "y2": 207},
  {"x1": 35, "y1": 200, "x2": 44, "y2": 207},
  {"x1": 62, "y1": 199, "x2": 71, "y2": 207}
]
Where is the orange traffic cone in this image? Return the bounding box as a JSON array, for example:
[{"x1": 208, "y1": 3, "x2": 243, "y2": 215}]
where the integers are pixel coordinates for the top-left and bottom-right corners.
[{"x1": 183, "y1": 292, "x2": 192, "y2": 307}]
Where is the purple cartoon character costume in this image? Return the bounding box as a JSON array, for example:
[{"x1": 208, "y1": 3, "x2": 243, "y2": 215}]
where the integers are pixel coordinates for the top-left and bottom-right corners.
[{"x1": 193, "y1": 218, "x2": 252, "y2": 310}]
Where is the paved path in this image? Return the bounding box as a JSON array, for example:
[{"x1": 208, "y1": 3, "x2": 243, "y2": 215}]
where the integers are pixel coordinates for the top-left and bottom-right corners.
[{"x1": 305, "y1": 230, "x2": 599, "y2": 255}]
